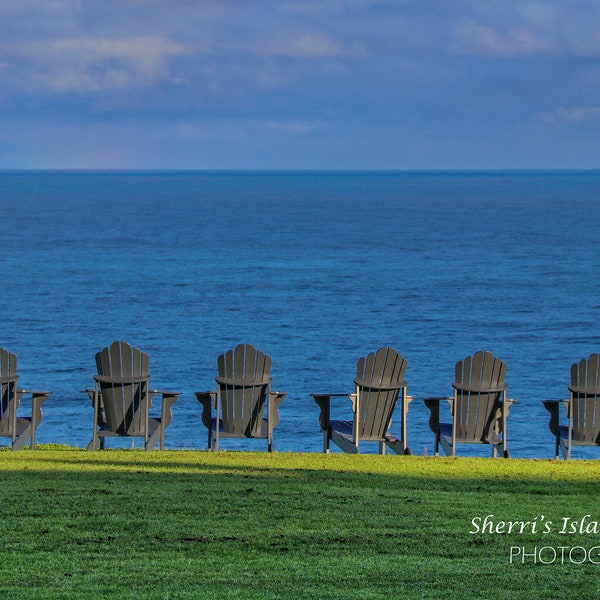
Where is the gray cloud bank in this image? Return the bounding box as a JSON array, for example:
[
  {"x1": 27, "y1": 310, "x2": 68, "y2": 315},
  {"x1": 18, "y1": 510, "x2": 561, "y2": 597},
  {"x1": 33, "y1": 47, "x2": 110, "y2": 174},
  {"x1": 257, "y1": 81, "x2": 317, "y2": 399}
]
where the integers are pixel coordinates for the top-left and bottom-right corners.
[{"x1": 1, "y1": 0, "x2": 599, "y2": 168}]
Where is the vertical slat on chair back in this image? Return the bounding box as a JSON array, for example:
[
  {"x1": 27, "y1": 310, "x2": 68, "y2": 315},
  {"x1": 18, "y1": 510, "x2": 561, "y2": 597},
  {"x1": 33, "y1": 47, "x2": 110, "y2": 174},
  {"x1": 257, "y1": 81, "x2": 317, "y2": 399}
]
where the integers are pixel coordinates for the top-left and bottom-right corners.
[
  {"x1": 217, "y1": 344, "x2": 271, "y2": 436},
  {"x1": 355, "y1": 347, "x2": 407, "y2": 439},
  {"x1": 0, "y1": 348, "x2": 18, "y2": 434},
  {"x1": 569, "y1": 353, "x2": 600, "y2": 444},
  {"x1": 96, "y1": 341, "x2": 150, "y2": 435},
  {"x1": 453, "y1": 351, "x2": 506, "y2": 442}
]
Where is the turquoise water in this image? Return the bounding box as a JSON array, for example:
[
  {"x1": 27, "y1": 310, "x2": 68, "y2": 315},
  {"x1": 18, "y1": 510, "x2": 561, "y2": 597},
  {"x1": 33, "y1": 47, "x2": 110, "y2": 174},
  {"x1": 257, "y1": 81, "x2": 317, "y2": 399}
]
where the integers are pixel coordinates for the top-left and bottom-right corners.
[{"x1": 2, "y1": 170, "x2": 600, "y2": 457}]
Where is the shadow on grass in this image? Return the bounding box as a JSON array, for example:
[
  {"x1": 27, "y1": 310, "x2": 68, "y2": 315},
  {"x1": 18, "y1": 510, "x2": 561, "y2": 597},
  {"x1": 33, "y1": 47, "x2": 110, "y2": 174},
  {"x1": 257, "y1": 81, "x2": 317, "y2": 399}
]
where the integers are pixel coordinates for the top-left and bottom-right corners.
[
  {"x1": 1, "y1": 450, "x2": 600, "y2": 598},
  {"x1": 1, "y1": 449, "x2": 600, "y2": 496}
]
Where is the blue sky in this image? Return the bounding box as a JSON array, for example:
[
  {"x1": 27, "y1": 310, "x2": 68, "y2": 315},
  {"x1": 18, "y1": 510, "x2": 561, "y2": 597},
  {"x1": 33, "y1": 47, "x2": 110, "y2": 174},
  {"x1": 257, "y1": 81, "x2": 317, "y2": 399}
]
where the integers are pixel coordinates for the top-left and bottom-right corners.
[{"x1": 1, "y1": 0, "x2": 600, "y2": 169}]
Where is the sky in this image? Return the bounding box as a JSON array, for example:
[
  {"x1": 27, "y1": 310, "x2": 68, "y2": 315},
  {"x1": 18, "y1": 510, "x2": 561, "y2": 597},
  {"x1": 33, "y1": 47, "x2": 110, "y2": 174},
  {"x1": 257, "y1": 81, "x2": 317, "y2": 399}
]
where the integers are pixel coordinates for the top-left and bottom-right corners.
[{"x1": 1, "y1": 0, "x2": 600, "y2": 170}]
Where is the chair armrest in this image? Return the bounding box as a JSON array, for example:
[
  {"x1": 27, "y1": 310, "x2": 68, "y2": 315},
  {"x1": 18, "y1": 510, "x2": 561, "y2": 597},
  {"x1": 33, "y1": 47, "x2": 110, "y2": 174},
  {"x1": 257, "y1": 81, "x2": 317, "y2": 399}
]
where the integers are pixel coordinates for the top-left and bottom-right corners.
[
  {"x1": 311, "y1": 393, "x2": 348, "y2": 431},
  {"x1": 423, "y1": 397, "x2": 442, "y2": 434},
  {"x1": 495, "y1": 398, "x2": 516, "y2": 436},
  {"x1": 151, "y1": 390, "x2": 180, "y2": 400},
  {"x1": 17, "y1": 390, "x2": 51, "y2": 427},
  {"x1": 502, "y1": 397, "x2": 516, "y2": 417},
  {"x1": 84, "y1": 388, "x2": 106, "y2": 428},
  {"x1": 348, "y1": 393, "x2": 358, "y2": 414},
  {"x1": 196, "y1": 391, "x2": 216, "y2": 429},
  {"x1": 18, "y1": 389, "x2": 51, "y2": 404},
  {"x1": 268, "y1": 391, "x2": 286, "y2": 428},
  {"x1": 18, "y1": 389, "x2": 51, "y2": 397},
  {"x1": 543, "y1": 399, "x2": 569, "y2": 437},
  {"x1": 401, "y1": 394, "x2": 414, "y2": 414},
  {"x1": 423, "y1": 396, "x2": 454, "y2": 424},
  {"x1": 151, "y1": 391, "x2": 179, "y2": 430},
  {"x1": 312, "y1": 394, "x2": 331, "y2": 431},
  {"x1": 424, "y1": 396, "x2": 453, "y2": 431}
]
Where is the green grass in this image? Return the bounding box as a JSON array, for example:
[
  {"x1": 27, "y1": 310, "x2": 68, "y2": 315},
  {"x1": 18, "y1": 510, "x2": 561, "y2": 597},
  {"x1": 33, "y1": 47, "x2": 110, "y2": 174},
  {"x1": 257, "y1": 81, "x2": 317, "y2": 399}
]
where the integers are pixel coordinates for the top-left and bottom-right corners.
[{"x1": 1, "y1": 447, "x2": 600, "y2": 599}]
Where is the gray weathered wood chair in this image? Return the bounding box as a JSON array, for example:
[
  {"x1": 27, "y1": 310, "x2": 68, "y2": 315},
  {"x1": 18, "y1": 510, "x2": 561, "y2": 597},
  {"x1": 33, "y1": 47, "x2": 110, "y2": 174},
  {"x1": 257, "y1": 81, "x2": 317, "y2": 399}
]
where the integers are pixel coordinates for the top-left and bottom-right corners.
[
  {"x1": 312, "y1": 347, "x2": 411, "y2": 454},
  {"x1": 0, "y1": 348, "x2": 51, "y2": 450},
  {"x1": 543, "y1": 353, "x2": 600, "y2": 459},
  {"x1": 87, "y1": 341, "x2": 180, "y2": 451},
  {"x1": 196, "y1": 344, "x2": 286, "y2": 452},
  {"x1": 424, "y1": 350, "x2": 514, "y2": 458}
]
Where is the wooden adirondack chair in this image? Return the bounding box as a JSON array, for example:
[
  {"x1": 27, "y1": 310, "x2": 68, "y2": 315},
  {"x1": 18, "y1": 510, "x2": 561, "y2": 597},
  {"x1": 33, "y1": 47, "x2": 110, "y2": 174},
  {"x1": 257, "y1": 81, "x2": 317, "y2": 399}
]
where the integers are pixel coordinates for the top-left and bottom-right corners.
[
  {"x1": 312, "y1": 347, "x2": 411, "y2": 454},
  {"x1": 543, "y1": 353, "x2": 600, "y2": 459},
  {"x1": 424, "y1": 351, "x2": 514, "y2": 458},
  {"x1": 0, "y1": 348, "x2": 50, "y2": 450},
  {"x1": 196, "y1": 344, "x2": 286, "y2": 452},
  {"x1": 87, "y1": 341, "x2": 180, "y2": 450}
]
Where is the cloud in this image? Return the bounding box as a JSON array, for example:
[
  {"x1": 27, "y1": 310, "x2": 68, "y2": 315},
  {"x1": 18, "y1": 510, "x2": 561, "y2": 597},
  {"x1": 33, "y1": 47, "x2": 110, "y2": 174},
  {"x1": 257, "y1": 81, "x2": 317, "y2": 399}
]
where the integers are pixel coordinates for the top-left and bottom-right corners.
[
  {"x1": 537, "y1": 105, "x2": 600, "y2": 124},
  {"x1": 453, "y1": 3, "x2": 600, "y2": 58},
  {"x1": 2, "y1": 0, "x2": 600, "y2": 168},
  {"x1": 453, "y1": 20, "x2": 553, "y2": 57},
  {"x1": 1, "y1": 36, "x2": 189, "y2": 94},
  {"x1": 258, "y1": 34, "x2": 347, "y2": 59}
]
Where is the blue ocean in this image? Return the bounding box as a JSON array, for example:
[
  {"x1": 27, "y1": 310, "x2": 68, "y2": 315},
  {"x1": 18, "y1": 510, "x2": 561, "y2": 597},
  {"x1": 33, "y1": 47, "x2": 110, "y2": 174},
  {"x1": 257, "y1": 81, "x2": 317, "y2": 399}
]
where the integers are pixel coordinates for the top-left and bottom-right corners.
[{"x1": 2, "y1": 170, "x2": 600, "y2": 458}]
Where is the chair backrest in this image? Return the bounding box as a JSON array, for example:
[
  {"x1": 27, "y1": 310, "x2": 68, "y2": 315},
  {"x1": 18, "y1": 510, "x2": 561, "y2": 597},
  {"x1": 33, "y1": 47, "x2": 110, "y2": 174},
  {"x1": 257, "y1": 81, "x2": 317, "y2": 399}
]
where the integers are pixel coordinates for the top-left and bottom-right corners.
[
  {"x1": 452, "y1": 350, "x2": 507, "y2": 442},
  {"x1": 216, "y1": 344, "x2": 271, "y2": 436},
  {"x1": 95, "y1": 341, "x2": 151, "y2": 436},
  {"x1": 0, "y1": 348, "x2": 18, "y2": 435},
  {"x1": 354, "y1": 347, "x2": 407, "y2": 439},
  {"x1": 569, "y1": 353, "x2": 600, "y2": 444}
]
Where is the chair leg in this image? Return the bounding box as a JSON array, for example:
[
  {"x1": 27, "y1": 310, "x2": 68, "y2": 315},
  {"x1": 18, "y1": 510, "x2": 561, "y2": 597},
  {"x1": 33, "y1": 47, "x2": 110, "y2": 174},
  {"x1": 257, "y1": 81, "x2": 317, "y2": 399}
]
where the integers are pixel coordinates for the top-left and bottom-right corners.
[
  {"x1": 29, "y1": 417, "x2": 38, "y2": 450},
  {"x1": 267, "y1": 426, "x2": 274, "y2": 452},
  {"x1": 89, "y1": 433, "x2": 100, "y2": 451},
  {"x1": 12, "y1": 431, "x2": 30, "y2": 451},
  {"x1": 558, "y1": 436, "x2": 569, "y2": 460},
  {"x1": 212, "y1": 419, "x2": 220, "y2": 452},
  {"x1": 144, "y1": 417, "x2": 164, "y2": 451},
  {"x1": 87, "y1": 436, "x2": 102, "y2": 451}
]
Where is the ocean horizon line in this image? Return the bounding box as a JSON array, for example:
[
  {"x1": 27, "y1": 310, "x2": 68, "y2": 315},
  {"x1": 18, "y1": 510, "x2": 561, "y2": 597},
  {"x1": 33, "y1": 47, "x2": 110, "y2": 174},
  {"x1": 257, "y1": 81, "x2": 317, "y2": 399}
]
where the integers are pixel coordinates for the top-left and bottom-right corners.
[{"x1": 2, "y1": 167, "x2": 600, "y2": 176}]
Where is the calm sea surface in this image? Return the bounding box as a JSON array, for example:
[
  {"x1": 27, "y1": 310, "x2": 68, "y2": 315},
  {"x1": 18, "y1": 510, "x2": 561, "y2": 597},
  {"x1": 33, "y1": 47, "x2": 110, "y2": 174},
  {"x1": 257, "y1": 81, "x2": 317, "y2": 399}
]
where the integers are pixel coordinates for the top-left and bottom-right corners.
[{"x1": 2, "y1": 170, "x2": 600, "y2": 458}]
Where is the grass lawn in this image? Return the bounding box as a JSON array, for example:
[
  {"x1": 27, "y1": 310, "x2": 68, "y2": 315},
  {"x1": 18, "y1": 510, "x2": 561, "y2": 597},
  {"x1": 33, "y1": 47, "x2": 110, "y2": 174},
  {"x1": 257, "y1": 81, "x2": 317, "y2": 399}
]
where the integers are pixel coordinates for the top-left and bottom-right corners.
[{"x1": 0, "y1": 447, "x2": 599, "y2": 599}]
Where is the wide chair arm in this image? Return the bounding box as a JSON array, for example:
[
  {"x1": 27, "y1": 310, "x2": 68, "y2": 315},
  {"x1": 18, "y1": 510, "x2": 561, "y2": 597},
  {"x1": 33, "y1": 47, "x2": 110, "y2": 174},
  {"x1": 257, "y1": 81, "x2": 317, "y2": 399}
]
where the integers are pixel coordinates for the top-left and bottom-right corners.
[
  {"x1": 150, "y1": 390, "x2": 180, "y2": 432},
  {"x1": 311, "y1": 393, "x2": 349, "y2": 431},
  {"x1": 542, "y1": 399, "x2": 570, "y2": 438},
  {"x1": 17, "y1": 389, "x2": 51, "y2": 413},
  {"x1": 195, "y1": 391, "x2": 217, "y2": 429},
  {"x1": 16, "y1": 389, "x2": 51, "y2": 449},
  {"x1": 488, "y1": 395, "x2": 516, "y2": 433},
  {"x1": 543, "y1": 399, "x2": 571, "y2": 459},
  {"x1": 501, "y1": 397, "x2": 516, "y2": 425},
  {"x1": 268, "y1": 391, "x2": 286, "y2": 429},
  {"x1": 423, "y1": 396, "x2": 453, "y2": 434}
]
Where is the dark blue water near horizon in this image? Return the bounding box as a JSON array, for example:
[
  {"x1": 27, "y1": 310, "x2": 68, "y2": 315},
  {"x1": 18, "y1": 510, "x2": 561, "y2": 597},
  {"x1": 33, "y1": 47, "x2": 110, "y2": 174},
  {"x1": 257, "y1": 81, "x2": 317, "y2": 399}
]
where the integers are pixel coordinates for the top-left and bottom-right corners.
[{"x1": 2, "y1": 170, "x2": 600, "y2": 458}]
